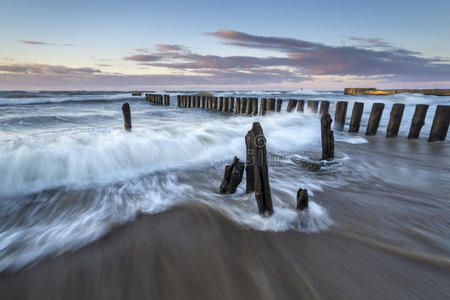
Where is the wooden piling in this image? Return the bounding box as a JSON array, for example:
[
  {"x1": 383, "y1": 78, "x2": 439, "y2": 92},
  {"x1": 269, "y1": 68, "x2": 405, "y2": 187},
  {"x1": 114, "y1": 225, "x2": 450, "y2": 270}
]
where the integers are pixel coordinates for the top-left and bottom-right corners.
[
  {"x1": 276, "y1": 99, "x2": 282, "y2": 112},
  {"x1": 235, "y1": 97, "x2": 241, "y2": 114},
  {"x1": 428, "y1": 105, "x2": 450, "y2": 142},
  {"x1": 260, "y1": 98, "x2": 267, "y2": 115},
  {"x1": 177, "y1": 95, "x2": 181, "y2": 107},
  {"x1": 229, "y1": 97, "x2": 234, "y2": 112},
  {"x1": 365, "y1": 103, "x2": 385, "y2": 135},
  {"x1": 349, "y1": 102, "x2": 364, "y2": 133},
  {"x1": 223, "y1": 97, "x2": 229, "y2": 112},
  {"x1": 408, "y1": 105, "x2": 429, "y2": 139},
  {"x1": 246, "y1": 97, "x2": 253, "y2": 115},
  {"x1": 164, "y1": 95, "x2": 170, "y2": 106},
  {"x1": 321, "y1": 113, "x2": 334, "y2": 160},
  {"x1": 122, "y1": 103, "x2": 132, "y2": 131},
  {"x1": 334, "y1": 101, "x2": 348, "y2": 131},
  {"x1": 319, "y1": 101, "x2": 330, "y2": 115},
  {"x1": 286, "y1": 99, "x2": 297, "y2": 112},
  {"x1": 213, "y1": 97, "x2": 218, "y2": 110},
  {"x1": 218, "y1": 97, "x2": 223, "y2": 111},
  {"x1": 196, "y1": 96, "x2": 201, "y2": 108},
  {"x1": 267, "y1": 98, "x2": 276, "y2": 112},
  {"x1": 240, "y1": 98, "x2": 247, "y2": 114},
  {"x1": 201, "y1": 96, "x2": 206, "y2": 108},
  {"x1": 251, "y1": 98, "x2": 258, "y2": 115},
  {"x1": 386, "y1": 104, "x2": 405, "y2": 137},
  {"x1": 307, "y1": 100, "x2": 319, "y2": 113},
  {"x1": 219, "y1": 157, "x2": 245, "y2": 194},
  {"x1": 297, "y1": 100, "x2": 305, "y2": 112},
  {"x1": 245, "y1": 122, "x2": 273, "y2": 215},
  {"x1": 296, "y1": 188, "x2": 309, "y2": 211}
]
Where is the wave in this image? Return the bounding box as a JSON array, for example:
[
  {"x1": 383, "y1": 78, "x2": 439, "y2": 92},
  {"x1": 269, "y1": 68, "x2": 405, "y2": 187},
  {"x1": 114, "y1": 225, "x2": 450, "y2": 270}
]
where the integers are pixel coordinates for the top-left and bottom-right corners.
[{"x1": 0, "y1": 92, "x2": 136, "y2": 105}]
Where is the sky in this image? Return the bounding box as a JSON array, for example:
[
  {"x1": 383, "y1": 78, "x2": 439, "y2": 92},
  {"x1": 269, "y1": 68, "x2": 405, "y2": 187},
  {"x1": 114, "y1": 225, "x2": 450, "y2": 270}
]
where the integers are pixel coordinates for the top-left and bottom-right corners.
[{"x1": 0, "y1": 0, "x2": 449, "y2": 90}]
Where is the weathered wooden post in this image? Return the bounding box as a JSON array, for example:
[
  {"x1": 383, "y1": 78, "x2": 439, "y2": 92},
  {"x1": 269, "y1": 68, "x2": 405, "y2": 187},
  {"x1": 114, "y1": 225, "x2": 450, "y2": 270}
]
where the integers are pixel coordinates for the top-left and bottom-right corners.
[
  {"x1": 260, "y1": 98, "x2": 267, "y2": 115},
  {"x1": 223, "y1": 97, "x2": 229, "y2": 112},
  {"x1": 428, "y1": 105, "x2": 450, "y2": 142},
  {"x1": 235, "y1": 97, "x2": 241, "y2": 114},
  {"x1": 251, "y1": 98, "x2": 258, "y2": 115},
  {"x1": 286, "y1": 99, "x2": 297, "y2": 112},
  {"x1": 334, "y1": 101, "x2": 348, "y2": 131},
  {"x1": 319, "y1": 101, "x2": 330, "y2": 115},
  {"x1": 218, "y1": 97, "x2": 223, "y2": 111},
  {"x1": 408, "y1": 104, "x2": 429, "y2": 139},
  {"x1": 194, "y1": 96, "x2": 199, "y2": 108},
  {"x1": 164, "y1": 95, "x2": 170, "y2": 106},
  {"x1": 246, "y1": 97, "x2": 253, "y2": 115},
  {"x1": 296, "y1": 188, "x2": 308, "y2": 211},
  {"x1": 386, "y1": 104, "x2": 405, "y2": 137},
  {"x1": 187, "y1": 96, "x2": 191, "y2": 108},
  {"x1": 267, "y1": 98, "x2": 276, "y2": 113},
  {"x1": 366, "y1": 103, "x2": 385, "y2": 135},
  {"x1": 201, "y1": 96, "x2": 206, "y2": 108},
  {"x1": 297, "y1": 100, "x2": 305, "y2": 112},
  {"x1": 177, "y1": 95, "x2": 181, "y2": 107},
  {"x1": 348, "y1": 102, "x2": 364, "y2": 133},
  {"x1": 122, "y1": 103, "x2": 132, "y2": 131},
  {"x1": 196, "y1": 96, "x2": 201, "y2": 108},
  {"x1": 276, "y1": 99, "x2": 282, "y2": 112},
  {"x1": 213, "y1": 97, "x2": 218, "y2": 111},
  {"x1": 245, "y1": 122, "x2": 273, "y2": 215},
  {"x1": 240, "y1": 98, "x2": 247, "y2": 114},
  {"x1": 229, "y1": 97, "x2": 234, "y2": 112},
  {"x1": 219, "y1": 157, "x2": 245, "y2": 194},
  {"x1": 321, "y1": 113, "x2": 334, "y2": 160},
  {"x1": 206, "y1": 96, "x2": 211, "y2": 109},
  {"x1": 307, "y1": 100, "x2": 319, "y2": 113}
]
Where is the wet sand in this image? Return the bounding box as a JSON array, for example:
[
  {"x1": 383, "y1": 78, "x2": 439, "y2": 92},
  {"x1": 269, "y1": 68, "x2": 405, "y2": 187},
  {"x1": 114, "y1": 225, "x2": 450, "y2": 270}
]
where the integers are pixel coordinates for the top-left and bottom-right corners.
[{"x1": 1, "y1": 137, "x2": 450, "y2": 299}]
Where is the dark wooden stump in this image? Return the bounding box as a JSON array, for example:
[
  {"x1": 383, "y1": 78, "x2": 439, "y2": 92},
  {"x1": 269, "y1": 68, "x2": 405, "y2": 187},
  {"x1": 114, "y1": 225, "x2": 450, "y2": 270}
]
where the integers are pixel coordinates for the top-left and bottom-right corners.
[
  {"x1": 428, "y1": 105, "x2": 450, "y2": 142},
  {"x1": 219, "y1": 157, "x2": 245, "y2": 194},
  {"x1": 349, "y1": 102, "x2": 364, "y2": 133},
  {"x1": 307, "y1": 100, "x2": 319, "y2": 113},
  {"x1": 122, "y1": 103, "x2": 132, "y2": 131},
  {"x1": 408, "y1": 104, "x2": 429, "y2": 139},
  {"x1": 251, "y1": 98, "x2": 258, "y2": 115},
  {"x1": 223, "y1": 97, "x2": 229, "y2": 112},
  {"x1": 286, "y1": 99, "x2": 297, "y2": 112},
  {"x1": 260, "y1": 98, "x2": 267, "y2": 115},
  {"x1": 386, "y1": 104, "x2": 405, "y2": 137},
  {"x1": 245, "y1": 122, "x2": 273, "y2": 215},
  {"x1": 296, "y1": 188, "x2": 309, "y2": 211},
  {"x1": 240, "y1": 98, "x2": 247, "y2": 114},
  {"x1": 177, "y1": 95, "x2": 181, "y2": 107},
  {"x1": 201, "y1": 96, "x2": 206, "y2": 108},
  {"x1": 218, "y1": 97, "x2": 223, "y2": 111},
  {"x1": 321, "y1": 113, "x2": 334, "y2": 160},
  {"x1": 267, "y1": 98, "x2": 276, "y2": 112},
  {"x1": 297, "y1": 100, "x2": 305, "y2": 112},
  {"x1": 276, "y1": 99, "x2": 282, "y2": 112},
  {"x1": 229, "y1": 97, "x2": 234, "y2": 112},
  {"x1": 246, "y1": 97, "x2": 253, "y2": 115},
  {"x1": 319, "y1": 101, "x2": 330, "y2": 115},
  {"x1": 235, "y1": 98, "x2": 241, "y2": 114},
  {"x1": 164, "y1": 95, "x2": 170, "y2": 106},
  {"x1": 334, "y1": 101, "x2": 348, "y2": 131},
  {"x1": 366, "y1": 103, "x2": 385, "y2": 135}
]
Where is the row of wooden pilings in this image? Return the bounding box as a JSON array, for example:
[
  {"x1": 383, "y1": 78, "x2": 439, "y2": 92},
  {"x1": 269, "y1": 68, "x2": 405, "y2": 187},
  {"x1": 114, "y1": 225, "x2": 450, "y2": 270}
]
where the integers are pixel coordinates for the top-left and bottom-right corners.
[
  {"x1": 176, "y1": 95, "x2": 449, "y2": 142},
  {"x1": 145, "y1": 93, "x2": 170, "y2": 106}
]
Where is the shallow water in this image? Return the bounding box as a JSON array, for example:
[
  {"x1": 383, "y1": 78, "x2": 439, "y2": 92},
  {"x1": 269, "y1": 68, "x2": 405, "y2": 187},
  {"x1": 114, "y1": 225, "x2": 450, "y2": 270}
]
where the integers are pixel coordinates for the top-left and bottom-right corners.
[{"x1": 0, "y1": 90, "x2": 449, "y2": 273}]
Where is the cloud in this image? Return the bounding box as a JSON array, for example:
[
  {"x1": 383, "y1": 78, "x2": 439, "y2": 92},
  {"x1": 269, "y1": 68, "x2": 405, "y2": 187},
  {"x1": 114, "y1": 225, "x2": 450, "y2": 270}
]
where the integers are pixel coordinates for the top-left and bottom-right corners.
[
  {"x1": 19, "y1": 40, "x2": 50, "y2": 45},
  {"x1": 0, "y1": 64, "x2": 101, "y2": 74},
  {"x1": 123, "y1": 54, "x2": 164, "y2": 62}
]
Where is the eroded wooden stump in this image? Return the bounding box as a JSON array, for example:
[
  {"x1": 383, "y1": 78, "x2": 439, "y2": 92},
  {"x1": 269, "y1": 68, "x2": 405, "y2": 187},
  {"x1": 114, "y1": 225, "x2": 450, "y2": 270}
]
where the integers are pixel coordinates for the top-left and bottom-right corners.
[
  {"x1": 428, "y1": 105, "x2": 450, "y2": 142},
  {"x1": 334, "y1": 101, "x2": 348, "y2": 131},
  {"x1": 122, "y1": 103, "x2": 132, "y2": 131},
  {"x1": 408, "y1": 104, "x2": 429, "y2": 138},
  {"x1": 219, "y1": 157, "x2": 245, "y2": 194},
  {"x1": 349, "y1": 102, "x2": 364, "y2": 133},
  {"x1": 297, "y1": 100, "x2": 305, "y2": 112},
  {"x1": 386, "y1": 103, "x2": 405, "y2": 137},
  {"x1": 321, "y1": 113, "x2": 334, "y2": 160},
  {"x1": 366, "y1": 103, "x2": 385, "y2": 135},
  {"x1": 287, "y1": 99, "x2": 297, "y2": 112},
  {"x1": 296, "y1": 188, "x2": 309, "y2": 211},
  {"x1": 319, "y1": 101, "x2": 330, "y2": 115},
  {"x1": 307, "y1": 100, "x2": 319, "y2": 113}
]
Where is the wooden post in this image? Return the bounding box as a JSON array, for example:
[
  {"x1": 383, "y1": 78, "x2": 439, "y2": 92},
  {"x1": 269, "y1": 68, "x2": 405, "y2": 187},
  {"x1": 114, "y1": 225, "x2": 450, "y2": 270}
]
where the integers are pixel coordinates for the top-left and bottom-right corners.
[
  {"x1": 188, "y1": 96, "x2": 192, "y2": 108},
  {"x1": 245, "y1": 122, "x2": 273, "y2": 215},
  {"x1": 251, "y1": 98, "x2": 258, "y2": 115},
  {"x1": 213, "y1": 97, "x2": 218, "y2": 110},
  {"x1": 207, "y1": 96, "x2": 211, "y2": 109},
  {"x1": 164, "y1": 95, "x2": 170, "y2": 106},
  {"x1": 201, "y1": 96, "x2": 206, "y2": 108},
  {"x1": 334, "y1": 101, "x2": 348, "y2": 131},
  {"x1": 218, "y1": 97, "x2": 223, "y2": 111},
  {"x1": 321, "y1": 113, "x2": 334, "y2": 160},
  {"x1": 297, "y1": 100, "x2": 305, "y2": 112},
  {"x1": 267, "y1": 98, "x2": 276, "y2": 112},
  {"x1": 408, "y1": 104, "x2": 429, "y2": 139},
  {"x1": 177, "y1": 95, "x2": 181, "y2": 107},
  {"x1": 366, "y1": 103, "x2": 385, "y2": 135},
  {"x1": 196, "y1": 96, "x2": 201, "y2": 108},
  {"x1": 428, "y1": 105, "x2": 450, "y2": 142},
  {"x1": 240, "y1": 98, "x2": 247, "y2": 114},
  {"x1": 286, "y1": 99, "x2": 297, "y2": 112},
  {"x1": 229, "y1": 97, "x2": 234, "y2": 112},
  {"x1": 246, "y1": 97, "x2": 253, "y2": 115},
  {"x1": 276, "y1": 99, "x2": 282, "y2": 112},
  {"x1": 349, "y1": 102, "x2": 364, "y2": 133},
  {"x1": 296, "y1": 188, "x2": 308, "y2": 211},
  {"x1": 260, "y1": 98, "x2": 267, "y2": 115},
  {"x1": 235, "y1": 97, "x2": 241, "y2": 114},
  {"x1": 122, "y1": 103, "x2": 132, "y2": 131},
  {"x1": 386, "y1": 104, "x2": 405, "y2": 137},
  {"x1": 319, "y1": 101, "x2": 330, "y2": 115},
  {"x1": 223, "y1": 97, "x2": 229, "y2": 112},
  {"x1": 194, "y1": 96, "x2": 199, "y2": 108},
  {"x1": 219, "y1": 157, "x2": 245, "y2": 194},
  {"x1": 307, "y1": 100, "x2": 319, "y2": 113}
]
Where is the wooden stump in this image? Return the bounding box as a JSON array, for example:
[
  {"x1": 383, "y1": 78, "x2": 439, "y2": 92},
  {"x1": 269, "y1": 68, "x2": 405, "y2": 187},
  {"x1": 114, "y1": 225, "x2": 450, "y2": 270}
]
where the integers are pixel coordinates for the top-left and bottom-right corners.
[
  {"x1": 321, "y1": 113, "x2": 334, "y2": 160},
  {"x1": 201, "y1": 96, "x2": 206, "y2": 108},
  {"x1": 297, "y1": 100, "x2": 305, "y2": 112},
  {"x1": 366, "y1": 103, "x2": 385, "y2": 135},
  {"x1": 260, "y1": 98, "x2": 267, "y2": 115},
  {"x1": 286, "y1": 99, "x2": 297, "y2": 112},
  {"x1": 219, "y1": 157, "x2": 245, "y2": 194},
  {"x1": 276, "y1": 99, "x2": 282, "y2": 112},
  {"x1": 240, "y1": 98, "x2": 247, "y2": 114},
  {"x1": 223, "y1": 97, "x2": 229, "y2": 112},
  {"x1": 386, "y1": 104, "x2": 405, "y2": 137},
  {"x1": 164, "y1": 95, "x2": 170, "y2": 106},
  {"x1": 122, "y1": 103, "x2": 132, "y2": 131},
  {"x1": 296, "y1": 188, "x2": 309, "y2": 211},
  {"x1": 349, "y1": 102, "x2": 364, "y2": 133},
  {"x1": 428, "y1": 105, "x2": 450, "y2": 142},
  {"x1": 267, "y1": 98, "x2": 276, "y2": 112},
  {"x1": 245, "y1": 122, "x2": 273, "y2": 215},
  {"x1": 235, "y1": 98, "x2": 241, "y2": 114},
  {"x1": 334, "y1": 101, "x2": 348, "y2": 131},
  {"x1": 246, "y1": 97, "x2": 253, "y2": 115},
  {"x1": 251, "y1": 98, "x2": 258, "y2": 115},
  {"x1": 229, "y1": 97, "x2": 234, "y2": 112},
  {"x1": 408, "y1": 104, "x2": 429, "y2": 139},
  {"x1": 319, "y1": 101, "x2": 330, "y2": 115},
  {"x1": 307, "y1": 100, "x2": 319, "y2": 113},
  {"x1": 177, "y1": 95, "x2": 181, "y2": 107}
]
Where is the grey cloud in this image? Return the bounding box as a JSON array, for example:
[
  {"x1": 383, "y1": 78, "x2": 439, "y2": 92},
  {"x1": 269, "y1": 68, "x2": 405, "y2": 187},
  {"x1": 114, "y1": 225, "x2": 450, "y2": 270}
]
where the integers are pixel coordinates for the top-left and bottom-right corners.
[{"x1": 0, "y1": 64, "x2": 101, "y2": 74}]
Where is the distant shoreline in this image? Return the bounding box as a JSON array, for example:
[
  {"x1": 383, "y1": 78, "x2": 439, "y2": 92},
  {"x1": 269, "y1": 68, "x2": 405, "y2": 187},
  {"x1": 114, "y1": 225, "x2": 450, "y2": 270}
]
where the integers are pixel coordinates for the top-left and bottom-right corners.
[{"x1": 344, "y1": 88, "x2": 450, "y2": 96}]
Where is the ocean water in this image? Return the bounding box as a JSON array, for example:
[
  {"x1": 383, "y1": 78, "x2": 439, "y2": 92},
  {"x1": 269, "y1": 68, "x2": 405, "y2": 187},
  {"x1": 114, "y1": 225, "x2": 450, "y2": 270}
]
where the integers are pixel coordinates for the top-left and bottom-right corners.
[{"x1": 0, "y1": 90, "x2": 449, "y2": 272}]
